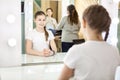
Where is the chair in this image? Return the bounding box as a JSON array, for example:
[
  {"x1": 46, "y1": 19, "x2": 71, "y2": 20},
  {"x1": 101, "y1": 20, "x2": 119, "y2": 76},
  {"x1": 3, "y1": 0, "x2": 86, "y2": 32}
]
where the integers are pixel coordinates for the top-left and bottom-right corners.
[
  {"x1": 115, "y1": 66, "x2": 120, "y2": 80},
  {"x1": 73, "y1": 39, "x2": 85, "y2": 44}
]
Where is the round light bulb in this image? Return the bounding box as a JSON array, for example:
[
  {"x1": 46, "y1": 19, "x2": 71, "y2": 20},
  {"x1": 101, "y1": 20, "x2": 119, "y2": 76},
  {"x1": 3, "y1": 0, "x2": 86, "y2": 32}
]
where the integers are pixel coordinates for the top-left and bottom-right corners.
[{"x1": 7, "y1": 38, "x2": 17, "y2": 47}]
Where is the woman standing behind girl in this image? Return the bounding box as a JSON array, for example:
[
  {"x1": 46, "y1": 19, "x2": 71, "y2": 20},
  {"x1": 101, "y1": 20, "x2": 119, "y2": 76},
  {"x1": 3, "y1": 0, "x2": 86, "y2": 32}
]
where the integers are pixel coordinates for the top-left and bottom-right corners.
[
  {"x1": 26, "y1": 11, "x2": 57, "y2": 56},
  {"x1": 46, "y1": 8, "x2": 57, "y2": 35},
  {"x1": 56, "y1": 4, "x2": 80, "y2": 52},
  {"x1": 59, "y1": 5, "x2": 120, "y2": 80}
]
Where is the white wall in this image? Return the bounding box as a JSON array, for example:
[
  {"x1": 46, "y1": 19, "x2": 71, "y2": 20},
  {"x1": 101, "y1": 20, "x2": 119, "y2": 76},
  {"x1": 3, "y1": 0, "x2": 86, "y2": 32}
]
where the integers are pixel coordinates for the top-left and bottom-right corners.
[
  {"x1": 101, "y1": 0, "x2": 119, "y2": 46},
  {"x1": 0, "y1": 0, "x2": 22, "y2": 67}
]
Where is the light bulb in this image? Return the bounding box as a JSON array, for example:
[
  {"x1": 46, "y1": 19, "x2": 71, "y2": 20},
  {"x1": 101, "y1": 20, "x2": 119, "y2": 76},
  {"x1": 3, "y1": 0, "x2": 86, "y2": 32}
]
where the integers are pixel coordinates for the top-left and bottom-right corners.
[{"x1": 7, "y1": 38, "x2": 17, "y2": 47}]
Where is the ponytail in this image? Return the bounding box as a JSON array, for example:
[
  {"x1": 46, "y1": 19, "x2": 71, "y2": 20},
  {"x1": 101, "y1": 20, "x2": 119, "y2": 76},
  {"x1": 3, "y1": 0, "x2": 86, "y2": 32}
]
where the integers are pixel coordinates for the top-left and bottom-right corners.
[
  {"x1": 44, "y1": 27, "x2": 49, "y2": 41},
  {"x1": 104, "y1": 29, "x2": 109, "y2": 41}
]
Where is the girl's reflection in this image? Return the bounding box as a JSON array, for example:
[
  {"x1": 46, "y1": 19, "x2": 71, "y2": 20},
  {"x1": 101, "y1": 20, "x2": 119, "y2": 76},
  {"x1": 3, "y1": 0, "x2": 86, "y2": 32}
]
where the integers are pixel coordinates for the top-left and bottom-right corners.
[{"x1": 25, "y1": 11, "x2": 57, "y2": 57}]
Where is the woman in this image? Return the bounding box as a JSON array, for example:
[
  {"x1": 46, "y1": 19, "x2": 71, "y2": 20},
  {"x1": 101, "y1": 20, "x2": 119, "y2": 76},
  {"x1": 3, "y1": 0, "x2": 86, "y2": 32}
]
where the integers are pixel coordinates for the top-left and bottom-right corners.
[
  {"x1": 59, "y1": 5, "x2": 120, "y2": 80},
  {"x1": 56, "y1": 4, "x2": 80, "y2": 52},
  {"x1": 46, "y1": 8, "x2": 57, "y2": 35},
  {"x1": 26, "y1": 11, "x2": 57, "y2": 56}
]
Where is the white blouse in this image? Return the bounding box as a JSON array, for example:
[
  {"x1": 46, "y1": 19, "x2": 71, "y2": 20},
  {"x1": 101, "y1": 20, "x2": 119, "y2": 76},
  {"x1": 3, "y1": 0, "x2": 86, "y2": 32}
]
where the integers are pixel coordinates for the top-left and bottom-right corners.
[{"x1": 26, "y1": 29, "x2": 54, "y2": 52}]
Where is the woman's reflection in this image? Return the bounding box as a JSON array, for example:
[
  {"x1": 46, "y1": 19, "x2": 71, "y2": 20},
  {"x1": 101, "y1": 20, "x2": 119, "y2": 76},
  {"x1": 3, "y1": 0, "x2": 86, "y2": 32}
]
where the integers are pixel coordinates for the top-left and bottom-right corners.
[
  {"x1": 56, "y1": 4, "x2": 80, "y2": 52},
  {"x1": 46, "y1": 8, "x2": 58, "y2": 35},
  {"x1": 25, "y1": 11, "x2": 57, "y2": 56}
]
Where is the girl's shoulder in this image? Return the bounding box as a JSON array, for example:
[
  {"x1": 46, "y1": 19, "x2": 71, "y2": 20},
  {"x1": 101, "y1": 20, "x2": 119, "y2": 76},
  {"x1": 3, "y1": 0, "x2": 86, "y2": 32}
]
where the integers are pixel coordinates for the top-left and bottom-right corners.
[
  {"x1": 26, "y1": 29, "x2": 35, "y2": 34},
  {"x1": 29, "y1": 29, "x2": 37, "y2": 33}
]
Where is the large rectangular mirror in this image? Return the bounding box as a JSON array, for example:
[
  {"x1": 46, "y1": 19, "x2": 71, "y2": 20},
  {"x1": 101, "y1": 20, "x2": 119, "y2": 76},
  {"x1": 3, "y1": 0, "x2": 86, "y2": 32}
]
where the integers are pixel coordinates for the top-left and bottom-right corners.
[
  {"x1": 23, "y1": 0, "x2": 99, "y2": 65},
  {"x1": 22, "y1": 0, "x2": 119, "y2": 65}
]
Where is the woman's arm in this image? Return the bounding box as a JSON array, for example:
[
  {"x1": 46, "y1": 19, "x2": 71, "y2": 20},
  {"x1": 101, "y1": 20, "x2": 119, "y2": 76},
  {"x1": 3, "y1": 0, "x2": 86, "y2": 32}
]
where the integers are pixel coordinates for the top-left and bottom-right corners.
[
  {"x1": 50, "y1": 39, "x2": 57, "y2": 53},
  {"x1": 52, "y1": 18, "x2": 57, "y2": 29},
  {"x1": 56, "y1": 16, "x2": 66, "y2": 30},
  {"x1": 26, "y1": 39, "x2": 48, "y2": 56},
  {"x1": 59, "y1": 64, "x2": 74, "y2": 80}
]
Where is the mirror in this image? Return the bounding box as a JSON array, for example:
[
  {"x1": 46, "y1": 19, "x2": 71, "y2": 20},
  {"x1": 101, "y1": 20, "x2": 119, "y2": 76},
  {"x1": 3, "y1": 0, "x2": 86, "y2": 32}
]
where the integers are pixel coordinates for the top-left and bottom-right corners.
[
  {"x1": 23, "y1": 0, "x2": 99, "y2": 65},
  {"x1": 23, "y1": 0, "x2": 119, "y2": 65}
]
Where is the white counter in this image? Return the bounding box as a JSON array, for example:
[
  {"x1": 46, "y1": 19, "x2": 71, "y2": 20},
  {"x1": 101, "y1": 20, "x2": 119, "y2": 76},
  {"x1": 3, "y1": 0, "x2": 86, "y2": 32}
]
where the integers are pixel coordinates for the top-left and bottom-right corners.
[
  {"x1": 22, "y1": 52, "x2": 66, "y2": 65},
  {"x1": 0, "y1": 64, "x2": 63, "y2": 80},
  {"x1": 0, "y1": 53, "x2": 66, "y2": 80}
]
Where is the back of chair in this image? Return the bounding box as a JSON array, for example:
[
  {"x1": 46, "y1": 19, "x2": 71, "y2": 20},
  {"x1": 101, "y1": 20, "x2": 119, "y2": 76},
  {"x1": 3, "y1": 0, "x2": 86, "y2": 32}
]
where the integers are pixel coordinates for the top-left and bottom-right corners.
[
  {"x1": 115, "y1": 66, "x2": 120, "y2": 80},
  {"x1": 73, "y1": 39, "x2": 85, "y2": 44}
]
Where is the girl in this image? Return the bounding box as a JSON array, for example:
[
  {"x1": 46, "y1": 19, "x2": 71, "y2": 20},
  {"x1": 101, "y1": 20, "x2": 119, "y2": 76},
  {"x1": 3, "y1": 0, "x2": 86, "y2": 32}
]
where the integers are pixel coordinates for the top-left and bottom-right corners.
[
  {"x1": 59, "y1": 5, "x2": 120, "y2": 80},
  {"x1": 26, "y1": 11, "x2": 57, "y2": 56}
]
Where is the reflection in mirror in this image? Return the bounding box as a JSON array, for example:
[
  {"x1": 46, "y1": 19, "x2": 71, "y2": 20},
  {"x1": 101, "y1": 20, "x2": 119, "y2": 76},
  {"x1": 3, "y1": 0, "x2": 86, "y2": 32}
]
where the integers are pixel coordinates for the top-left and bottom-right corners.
[
  {"x1": 24, "y1": 0, "x2": 66, "y2": 65},
  {"x1": 25, "y1": 0, "x2": 60, "y2": 53},
  {"x1": 24, "y1": 0, "x2": 99, "y2": 64},
  {"x1": 33, "y1": 0, "x2": 62, "y2": 52},
  {"x1": 24, "y1": 0, "x2": 119, "y2": 65}
]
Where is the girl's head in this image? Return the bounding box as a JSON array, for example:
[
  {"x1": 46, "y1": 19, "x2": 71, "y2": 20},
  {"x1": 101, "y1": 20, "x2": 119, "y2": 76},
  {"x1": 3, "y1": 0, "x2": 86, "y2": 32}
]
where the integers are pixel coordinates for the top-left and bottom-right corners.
[
  {"x1": 34, "y1": 11, "x2": 46, "y2": 28},
  {"x1": 46, "y1": 8, "x2": 53, "y2": 17},
  {"x1": 67, "y1": 4, "x2": 79, "y2": 25},
  {"x1": 82, "y1": 5, "x2": 111, "y2": 41},
  {"x1": 34, "y1": 11, "x2": 49, "y2": 41}
]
